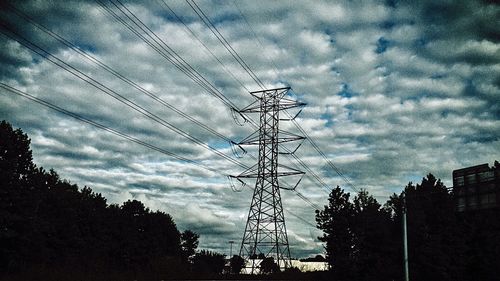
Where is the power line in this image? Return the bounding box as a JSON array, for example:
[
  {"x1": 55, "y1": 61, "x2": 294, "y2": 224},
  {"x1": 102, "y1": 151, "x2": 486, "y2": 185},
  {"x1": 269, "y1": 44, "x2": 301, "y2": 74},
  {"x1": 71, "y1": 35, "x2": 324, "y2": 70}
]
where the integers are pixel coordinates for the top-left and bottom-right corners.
[
  {"x1": 1, "y1": 82, "x2": 321, "y2": 231},
  {"x1": 115, "y1": 0, "x2": 352, "y2": 228},
  {"x1": 0, "y1": 22, "x2": 317, "y2": 219},
  {"x1": 5, "y1": 3, "x2": 234, "y2": 146},
  {"x1": 96, "y1": 0, "x2": 239, "y2": 111},
  {"x1": 0, "y1": 24, "x2": 247, "y2": 170},
  {"x1": 100, "y1": 0, "x2": 315, "y2": 179},
  {"x1": 93, "y1": 0, "x2": 263, "y2": 156},
  {"x1": 225, "y1": 2, "x2": 360, "y2": 193},
  {"x1": 0, "y1": 83, "x2": 223, "y2": 176},
  {"x1": 294, "y1": 190, "x2": 322, "y2": 210},
  {"x1": 181, "y1": 1, "x2": 339, "y2": 196},
  {"x1": 185, "y1": 0, "x2": 265, "y2": 89},
  {"x1": 1, "y1": 4, "x2": 326, "y2": 229},
  {"x1": 231, "y1": 1, "x2": 281, "y2": 79},
  {"x1": 103, "y1": 0, "x2": 265, "y2": 157},
  {"x1": 5, "y1": 2, "x2": 326, "y2": 206},
  {"x1": 108, "y1": 0, "x2": 333, "y2": 213},
  {"x1": 97, "y1": 0, "x2": 327, "y2": 190},
  {"x1": 157, "y1": 0, "x2": 250, "y2": 92},
  {"x1": 286, "y1": 208, "x2": 317, "y2": 228},
  {"x1": 101, "y1": 0, "x2": 353, "y2": 199},
  {"x1": 96, "y1": 0, "x2": 336, "y2": 198},
  {"x1": 288, "y1": 113, "x2": 360, "y2": 193}
]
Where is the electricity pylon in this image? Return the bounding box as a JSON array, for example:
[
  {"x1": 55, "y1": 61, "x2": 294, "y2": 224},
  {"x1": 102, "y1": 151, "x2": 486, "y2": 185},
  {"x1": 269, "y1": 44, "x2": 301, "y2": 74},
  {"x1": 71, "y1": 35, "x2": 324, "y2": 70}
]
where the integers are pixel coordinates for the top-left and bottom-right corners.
[{"x1": 231, "y1": 87, "x2": 305, "y2": 273}]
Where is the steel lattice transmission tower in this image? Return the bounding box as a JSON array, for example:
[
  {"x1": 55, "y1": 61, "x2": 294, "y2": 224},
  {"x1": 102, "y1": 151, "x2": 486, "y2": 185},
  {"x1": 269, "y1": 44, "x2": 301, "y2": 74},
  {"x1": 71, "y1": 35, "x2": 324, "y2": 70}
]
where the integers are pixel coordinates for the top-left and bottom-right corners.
[{"x1": 231, "y1": 87, "x2": 305, "y2": 273}]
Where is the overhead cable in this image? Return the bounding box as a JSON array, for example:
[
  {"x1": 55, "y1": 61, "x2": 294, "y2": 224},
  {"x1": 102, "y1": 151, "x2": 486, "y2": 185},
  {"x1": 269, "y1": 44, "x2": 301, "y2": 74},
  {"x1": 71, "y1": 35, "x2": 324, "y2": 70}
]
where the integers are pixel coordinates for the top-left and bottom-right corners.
[{"x1": 0, "y1": 25, "x2": 248, "y2": 170}]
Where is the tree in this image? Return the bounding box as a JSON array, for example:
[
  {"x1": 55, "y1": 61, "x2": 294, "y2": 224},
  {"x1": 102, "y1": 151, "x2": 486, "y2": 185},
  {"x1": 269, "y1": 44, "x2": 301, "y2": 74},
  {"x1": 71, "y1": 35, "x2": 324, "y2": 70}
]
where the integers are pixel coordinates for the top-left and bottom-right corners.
[
  {"x1": 259, "y1": 257, "x2": 279, "y2": 274},
  {"x1": 316, "y1": 187, "x2": 399, "y2": 281},
  {"x1": 315, "y1": 186, "x2": 354, "y2": 279},
  {"x1": 383, "y1": 174, "x2": 466, "y2": 281},
  {"x1": 191, "y1": 250, "x2": 226, "y2": 275},
  {"x1": 0, "y1": 120, "x2": 37, "y2": 273},
  {"x1": 299, "y1": 254, "x2": 326, "y2": 262},
  {"x1": 0, "y1": 120, "x2": 195, "y2": 279},
  {"x1": 403, "y1": 174, "x2": 464, "y2": 281},
  {"x1": 181, "y1": 230, "x2": 199, "y2": 261},
  {"x1": 0, "y1": 120, "x2": 35, "y2": 185},
  {"x1": 351, "y1": 190, "x2": 398, "y2": 281},
  {"x1": 229, "y1": 255, "x2": 245, "y2": 274}
]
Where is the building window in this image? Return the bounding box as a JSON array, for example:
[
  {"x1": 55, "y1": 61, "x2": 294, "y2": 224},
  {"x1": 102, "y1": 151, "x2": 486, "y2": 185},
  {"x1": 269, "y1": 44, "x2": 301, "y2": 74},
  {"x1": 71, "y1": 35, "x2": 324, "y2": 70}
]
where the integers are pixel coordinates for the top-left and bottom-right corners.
[
  {"x1": 468, "y1": 196, "x2": 478, "y2": 209},
  {"x1": 487, "y1": 193, "x2": 496, "y2": 205},
  {"x1": 454, "y1": 176, "x2": 464, "y2": 186},
  {"x1": 480, "y1": 194, "x2": 489, "y2": 205},
  {"x1": 478, "y1": 171, "x2": 494, "y2": 182},
  {"x1": 480, "y1": 193, "x2": 496, "y2": 208},
  {"x1": 457, "y1": 187, "x2": 465, "y2": 196},
  {"x1": 467, "y1": 186, "x2": 476, "y2": 194},
  {"x1": 478, "y1": 184, "x2": 496, "y2": 193},
  {"x1": 457, "y1": 197, "x2": 466, "y2": 212},
  {"x1": 465, "y1": 174, "x2": 476, "y2": 184}
]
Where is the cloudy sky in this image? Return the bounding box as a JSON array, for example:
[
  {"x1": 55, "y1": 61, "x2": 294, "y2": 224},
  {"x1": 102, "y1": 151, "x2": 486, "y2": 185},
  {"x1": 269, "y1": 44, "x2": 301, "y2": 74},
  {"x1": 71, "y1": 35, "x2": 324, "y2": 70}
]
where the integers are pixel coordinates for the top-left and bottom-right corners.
[{"x1": 0, "y1": 0, "x2": 499, "y2": 258}]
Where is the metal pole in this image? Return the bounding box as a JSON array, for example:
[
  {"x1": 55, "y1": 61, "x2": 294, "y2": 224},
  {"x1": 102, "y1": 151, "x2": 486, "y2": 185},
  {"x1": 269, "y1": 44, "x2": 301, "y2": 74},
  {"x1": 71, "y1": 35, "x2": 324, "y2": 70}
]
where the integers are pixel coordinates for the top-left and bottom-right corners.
[
  {"x1": 229, "y1": 240, "x2": 234, "y2": 257},
  {"x1": 403, "y1": 195, "x2": 409, "y2": 281}
]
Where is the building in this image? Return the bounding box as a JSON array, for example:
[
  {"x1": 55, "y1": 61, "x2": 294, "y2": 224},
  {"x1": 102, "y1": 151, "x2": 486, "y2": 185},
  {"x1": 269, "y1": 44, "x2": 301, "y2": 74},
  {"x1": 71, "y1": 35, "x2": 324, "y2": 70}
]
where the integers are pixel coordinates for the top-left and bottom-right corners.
[
  {"x1": 238, "y1": 259, "x2": 328, "y2": 274},
  {"x1": 452, "y1": 161, "x2": 500, "y2": 212}
]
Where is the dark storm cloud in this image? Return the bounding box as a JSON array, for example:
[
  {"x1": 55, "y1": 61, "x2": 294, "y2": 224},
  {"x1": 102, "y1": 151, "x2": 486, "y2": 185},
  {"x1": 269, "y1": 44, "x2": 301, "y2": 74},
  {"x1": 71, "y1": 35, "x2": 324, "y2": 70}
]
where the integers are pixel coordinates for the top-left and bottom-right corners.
[
  {"x1": 414, "y1": 0, "x2": 499, "y2": 42},
  {"x1": 0, "y1": 39, "x2": 33, "y2": 81},
  {"x1": 0, "y1": 1, "x2": 87, "y2": 78}
]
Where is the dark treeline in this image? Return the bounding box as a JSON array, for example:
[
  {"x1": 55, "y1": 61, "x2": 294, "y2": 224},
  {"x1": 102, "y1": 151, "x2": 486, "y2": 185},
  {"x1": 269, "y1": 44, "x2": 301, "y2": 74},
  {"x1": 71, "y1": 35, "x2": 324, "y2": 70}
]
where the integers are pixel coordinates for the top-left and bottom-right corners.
[
  {"x1": 0, "y1": 120, "x2": 228, "y2": 280},
  {"x1": 316, "y1": 171, "x2": 500, "y2": 281}
]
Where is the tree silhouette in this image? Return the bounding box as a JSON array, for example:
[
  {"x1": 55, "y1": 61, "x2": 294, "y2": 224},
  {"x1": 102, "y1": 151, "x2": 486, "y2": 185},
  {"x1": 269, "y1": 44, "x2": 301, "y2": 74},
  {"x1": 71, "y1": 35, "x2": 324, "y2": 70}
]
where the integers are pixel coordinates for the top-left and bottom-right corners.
[
  {"x1": 181, "y1": 229, "x2": 199, "y2": 261},
  {"x1": 229, "y1": 255, "x2": 245, "y2": 274},
  {"x1": 351, "y1": 190, "x2": 397, "y2": 281},
  {"x1": 259, "y1": 256, "x2": 279, "y2": 274},
  {"x1": 1, "y1": 120, "x2": 38, "y2": 273},
  {"x1": 0, "y1": 120, "x2": 196, "y2": 279},
  {"x1": 316, "y1": 187, "x2": 400, "y2": 280},
  {"x1": 315, "y1": 186, "x2": 354, "y2": 279},
  {"x1": 383, "y1": 174, "x2": 473, "y2": 281},
  {"x1": 299, "y1": 254, "x2": 326, "y2": 262},
  {"x1": 399, "y1": 175, "x2": 465, "y2": 281},
  {"x1": 191, "y1": 250, "x2": 226, "y2": 275},
  {"x1": 0, "y1": 120, "x2": 35, "y2": 184}
]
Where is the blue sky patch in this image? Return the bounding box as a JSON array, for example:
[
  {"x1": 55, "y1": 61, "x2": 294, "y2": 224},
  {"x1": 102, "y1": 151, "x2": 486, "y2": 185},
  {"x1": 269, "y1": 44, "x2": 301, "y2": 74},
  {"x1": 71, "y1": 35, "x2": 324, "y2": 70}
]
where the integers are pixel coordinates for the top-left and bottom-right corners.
[
  {"x1": 376, "y1": 37, "x2": 391, "y2": 54},
  {"x1": 414, "y1": 37, "x2": 428, "y2": 48},
  {"x1": 208, "y1": 140, "x2": 231, "y2": 150},
  {"x1": 430, "y1": 73, "x2": 446, "y2": 79},
  {"x1": 381, "y1": 20, "x2": 395, "y2": 29},
  {"x1": 337, "y1": 83, "x2": 357, "y2": 98},
  {"x1": 320, "y1": 111, "x2": 335, "y2": 128},
  {"x1": 345, "y1": 104, "x2": 354, "y2": 120},
  {"x1": 74, "y1": 42, "x2": 97, "y2": 53},
  {"x1": 156, "y1": 10, "x2": 184, "y2": 24},
  {"x1": 210, "y1": 12, "x2": 240, "y2": 26}
]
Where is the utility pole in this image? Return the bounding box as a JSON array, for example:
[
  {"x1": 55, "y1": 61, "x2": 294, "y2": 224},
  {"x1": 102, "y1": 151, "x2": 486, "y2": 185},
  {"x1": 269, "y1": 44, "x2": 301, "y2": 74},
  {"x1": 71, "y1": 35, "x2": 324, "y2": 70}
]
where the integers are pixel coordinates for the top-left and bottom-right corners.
[
  {"x1": 231, "y1": 87, "x2": 305, "y2": 273},
  {"x1": 403, "y1": 194, "x2": 409, "y2": 281},
  {"x1": 229, "y1": 240, "x2": 234, "y2": 257}
]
